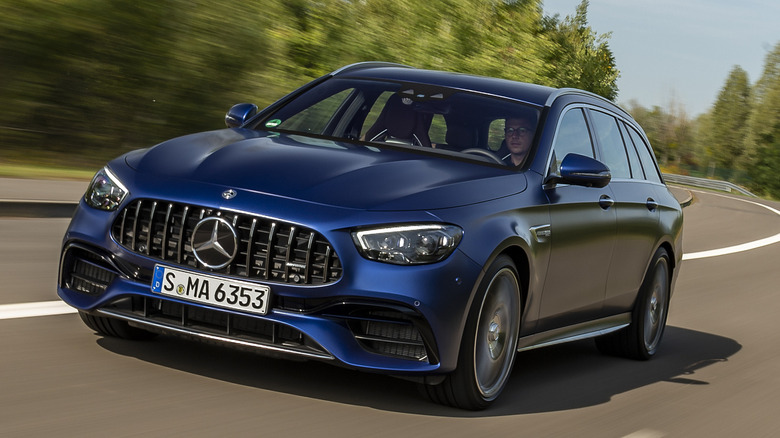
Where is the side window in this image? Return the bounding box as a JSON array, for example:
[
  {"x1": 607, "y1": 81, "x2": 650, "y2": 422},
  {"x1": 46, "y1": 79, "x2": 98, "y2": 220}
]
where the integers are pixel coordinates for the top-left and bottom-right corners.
[
  {"x1": 589, "y1": 110, "x2": 631, "y2": 179},
  {"x1": 551, "y1": 108, "x2": 594, "y2": 172},
  {"x1": 626, "y1": 125, "x2": 663, "y2": 183},
  {"x1": 619, "y1": 121, "x2": 645, "y2": 179},
  {"x1": 278, "y1": 88, "x2": 354, "y2": 134}
]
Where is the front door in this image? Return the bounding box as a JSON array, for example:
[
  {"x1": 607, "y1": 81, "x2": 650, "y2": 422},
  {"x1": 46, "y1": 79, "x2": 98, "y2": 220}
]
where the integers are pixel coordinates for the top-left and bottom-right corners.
[{"x1": 537, "y1": 107, "x2": 616, "y2": 331}]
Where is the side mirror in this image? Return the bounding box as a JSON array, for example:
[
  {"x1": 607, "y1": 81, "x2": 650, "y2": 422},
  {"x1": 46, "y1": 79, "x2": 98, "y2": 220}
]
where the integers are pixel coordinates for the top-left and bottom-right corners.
[
  {"x1": 225, "y1": 103, "x2": 258, "y2": 128},
  {"x1": 554, "y1": 153, "x2": 612, "y2": 188}
]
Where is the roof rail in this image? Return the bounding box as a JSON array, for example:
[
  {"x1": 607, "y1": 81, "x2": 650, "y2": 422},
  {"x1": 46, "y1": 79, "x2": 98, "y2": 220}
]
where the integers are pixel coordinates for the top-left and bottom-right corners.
[
  {"x1": 544, "y1": 88, "x2": 632, "y2": 119},
  {"x1": 330, "y1": 61, "x2": 414, "y2": 76}
]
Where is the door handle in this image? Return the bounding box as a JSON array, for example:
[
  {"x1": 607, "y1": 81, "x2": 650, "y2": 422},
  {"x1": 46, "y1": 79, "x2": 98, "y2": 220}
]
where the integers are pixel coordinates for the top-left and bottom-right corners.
[
  {"x1": 646, "y1": 198, "x2": 659, "y2": 211},
  {"x1": 599, "y1": 194, "x2": 614, "y2": 210}
]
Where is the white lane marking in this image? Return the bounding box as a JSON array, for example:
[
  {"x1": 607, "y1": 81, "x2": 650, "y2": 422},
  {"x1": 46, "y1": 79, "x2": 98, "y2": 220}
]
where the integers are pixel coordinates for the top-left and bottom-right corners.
[
  {"x1": 0, "y1": 301, "x2": 77, "y2": 320},
  {"x1": 622, "y1": 430, "x2": 666, "y2": 438},
  {"x1": 683, "y1": 191, "x2": 780, "y2": 260},
  {"x1": 683, "y1": 232, "x2": 780, "y2": 260}
]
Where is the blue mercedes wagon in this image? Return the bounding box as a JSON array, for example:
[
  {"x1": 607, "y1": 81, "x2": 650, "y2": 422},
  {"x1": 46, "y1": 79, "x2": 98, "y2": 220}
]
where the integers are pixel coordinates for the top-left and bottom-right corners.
[{"x1": 58, "y1": 62, "x2": 683, "y2": 409}]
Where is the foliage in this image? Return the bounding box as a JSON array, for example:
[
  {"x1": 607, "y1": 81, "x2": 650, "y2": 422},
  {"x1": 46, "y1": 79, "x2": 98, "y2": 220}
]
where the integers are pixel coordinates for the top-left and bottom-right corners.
[
  {"x1": 746, "y1": 43, "x2": 780, "y2": 198},
  {"x1": 627, "y1": 99, "x2": 693, "y2": 167},
  {"x1": 540, "y1": 0, "x2": 619, "y2": 100},
  {"x1": 2, "y1": 1, "x2": 777, "y2": 198},
  {"x1": 707, "y1": 66, "x2": 751, "y2": 169},
  {"x1": 0, "y1": 0, "x2": 619, "y2": 168},
  {"x1": 750, "y1": 134, "x2": 780, "y2": 198},
  {"x1": 628, "y1": 42, "x2": 780, "y2": 199}
]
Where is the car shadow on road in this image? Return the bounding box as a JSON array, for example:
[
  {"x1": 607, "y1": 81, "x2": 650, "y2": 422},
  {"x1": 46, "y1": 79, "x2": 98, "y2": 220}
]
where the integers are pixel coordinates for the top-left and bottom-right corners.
[{"x1": 96, "y1": 325, "x2": 740, "y2": 417}]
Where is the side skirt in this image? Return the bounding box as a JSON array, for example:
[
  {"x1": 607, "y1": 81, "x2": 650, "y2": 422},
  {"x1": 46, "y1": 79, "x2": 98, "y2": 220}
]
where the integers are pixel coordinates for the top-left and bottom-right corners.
[{"x1": 517, "y1": 313, "x2": 631, "y2": 352}]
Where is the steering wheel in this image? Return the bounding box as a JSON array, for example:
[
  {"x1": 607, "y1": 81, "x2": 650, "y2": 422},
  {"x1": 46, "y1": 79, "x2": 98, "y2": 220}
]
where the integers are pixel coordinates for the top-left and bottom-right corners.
[{"x1": 461, "y1": 148, "x2": 504, "y2": 165}]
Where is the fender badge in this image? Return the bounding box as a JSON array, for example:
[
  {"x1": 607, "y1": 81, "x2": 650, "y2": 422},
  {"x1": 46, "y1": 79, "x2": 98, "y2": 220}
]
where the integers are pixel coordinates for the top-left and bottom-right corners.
[{"x1": 222, "y1": 189, "x2": 237, "y2": 200}]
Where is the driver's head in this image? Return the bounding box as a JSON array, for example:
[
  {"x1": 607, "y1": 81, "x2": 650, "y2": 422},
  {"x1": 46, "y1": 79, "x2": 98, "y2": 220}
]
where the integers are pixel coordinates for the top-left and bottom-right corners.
[{"x1": 504, "y1": 116, "x2": 535, "y2": 165}]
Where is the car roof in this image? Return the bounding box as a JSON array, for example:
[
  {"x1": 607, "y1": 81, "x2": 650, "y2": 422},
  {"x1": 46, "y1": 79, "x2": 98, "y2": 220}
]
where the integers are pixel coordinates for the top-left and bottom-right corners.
[{"x1": 331, "y1": 62, "x2": 631, "y2": 119}]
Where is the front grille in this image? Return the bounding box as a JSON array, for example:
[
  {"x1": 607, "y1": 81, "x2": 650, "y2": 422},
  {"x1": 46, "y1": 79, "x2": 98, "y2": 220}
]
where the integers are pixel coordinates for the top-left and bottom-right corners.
[
  {"x1": 111, "y1": 199, "x2": 342, "y2": 285},
  {"x1": 101, "y1": 296, "x2": 332, "y2": 359},
  {"x1": 61, "y1": 246, "x2": 118, "y2": 295}
]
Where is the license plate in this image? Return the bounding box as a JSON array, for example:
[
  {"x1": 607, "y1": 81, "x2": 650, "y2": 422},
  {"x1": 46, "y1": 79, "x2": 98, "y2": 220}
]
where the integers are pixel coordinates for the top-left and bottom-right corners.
[{"x1": 151, "y1": 265, "x2": 270, "y2": 315}]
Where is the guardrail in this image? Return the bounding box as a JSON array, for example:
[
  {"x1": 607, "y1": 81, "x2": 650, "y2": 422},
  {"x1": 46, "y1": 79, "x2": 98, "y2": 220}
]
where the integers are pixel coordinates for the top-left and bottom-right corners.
[
  {"x1": 663, "y1": 174, "x2": 756, "y2": 197},
  {"x1": 0, "y1": 200, "x2": 77, "y2": 218}
]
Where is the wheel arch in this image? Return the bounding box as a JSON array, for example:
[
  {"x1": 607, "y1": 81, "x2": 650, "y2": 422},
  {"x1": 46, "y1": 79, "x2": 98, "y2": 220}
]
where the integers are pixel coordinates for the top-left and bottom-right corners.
[
  {"x1": 658, "y1": 240, "x2": 676, "y2": 275},
  {"x1": 501, "y1": 245, "x2": 531, "y2": 314},
  {"x1": 474, "y1": 239, "x2": 533, "y2": 320}
]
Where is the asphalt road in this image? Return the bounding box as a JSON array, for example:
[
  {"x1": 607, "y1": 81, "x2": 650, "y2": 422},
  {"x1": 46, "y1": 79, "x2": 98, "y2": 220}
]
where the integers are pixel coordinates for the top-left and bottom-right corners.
[{"x1": 2, "y1": 185, "x2": 779, "y2": 437}]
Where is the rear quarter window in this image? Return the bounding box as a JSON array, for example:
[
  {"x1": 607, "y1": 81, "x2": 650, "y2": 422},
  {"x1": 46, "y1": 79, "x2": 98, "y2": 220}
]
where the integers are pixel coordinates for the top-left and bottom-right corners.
[
  {"x1": 619, "y1": 121, "x2": 645, "y2": 179},
  {"x1": 625, "y1": 124, "x2": 663, "y2": 184}
]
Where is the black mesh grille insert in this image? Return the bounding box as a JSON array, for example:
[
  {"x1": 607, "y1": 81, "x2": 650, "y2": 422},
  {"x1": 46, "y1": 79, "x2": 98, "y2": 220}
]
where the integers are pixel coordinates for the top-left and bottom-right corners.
[
  {"x1": 348, "y1": 310, "x2": 429, "y2": 362},
  {"x1": 61, "y1": 246, "x2": 118, "y2": 295},
  {"x1": 111, "y1": 199, "x2": 342, "y2": 285}
]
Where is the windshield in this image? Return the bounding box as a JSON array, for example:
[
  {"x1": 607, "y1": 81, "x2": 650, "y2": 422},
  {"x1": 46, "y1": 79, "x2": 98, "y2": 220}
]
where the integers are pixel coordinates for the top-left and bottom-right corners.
[{"x1": 258, "y1": 78, "x2": 541, "y2": 167}]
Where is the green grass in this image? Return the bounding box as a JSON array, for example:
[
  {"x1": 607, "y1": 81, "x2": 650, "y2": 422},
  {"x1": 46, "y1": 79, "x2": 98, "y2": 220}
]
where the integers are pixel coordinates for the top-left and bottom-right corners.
[{"x1": 0, "y1": 163, "x2": 95, "y2": 181}]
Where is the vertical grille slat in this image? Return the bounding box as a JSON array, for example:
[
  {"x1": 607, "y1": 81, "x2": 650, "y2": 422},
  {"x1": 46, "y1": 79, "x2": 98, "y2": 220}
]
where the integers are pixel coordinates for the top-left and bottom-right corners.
[
  {"x1": 111, "y1": 199, "x2": 341, "y2": 285},
  {"x1": 265, "y1": 222, "x2": 277, "y2": 281},
  {"x1": 146, "y1": 201, "x2": 157, "y2": 255},
  {"x1": 323, "y1": 246, "x2": 332, "y2": 283},
  {"x1": 161, "y1": 203, "x2": 173, "y2": 260},
  {"x1": 284, "y1": 226, "x2": 296, "y2": 281},
  {"x1": 227, "y1": 215, "x2": 239, "y2": 275},
  {"x1": 177, "y1": 206, "x2": 189, "y2": 264},
  {"x1": 118, "y1": 207, "x2": 129, "y2": 245},
  {"x1": 304, "y1": 233, "x2": 315, "y2": 284},
  {"x1": 245, "y1": 218, "x2": 257, "y2": 278},
  {"x1": 131, "y1": 200, "x2": 142, "y2": 250}
]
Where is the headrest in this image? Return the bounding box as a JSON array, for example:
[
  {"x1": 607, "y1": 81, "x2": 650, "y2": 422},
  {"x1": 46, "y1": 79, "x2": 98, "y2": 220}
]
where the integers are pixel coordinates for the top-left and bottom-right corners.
[
  {"x1": 382, "y1": 95, "x2": 417, "y2": 138},
  {"x1": 445, "y1": 123, "x2": 476, "y2": 150}
]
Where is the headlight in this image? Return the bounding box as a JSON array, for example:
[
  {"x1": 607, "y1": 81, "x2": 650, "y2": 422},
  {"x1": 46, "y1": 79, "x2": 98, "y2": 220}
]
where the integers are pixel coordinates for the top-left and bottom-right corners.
[
  {"x1": 85, "y1": 167, "x2": 129, "y2": 211},
  {"x1": 352, "y1": 224, "x2": 463, "y2": 265}
]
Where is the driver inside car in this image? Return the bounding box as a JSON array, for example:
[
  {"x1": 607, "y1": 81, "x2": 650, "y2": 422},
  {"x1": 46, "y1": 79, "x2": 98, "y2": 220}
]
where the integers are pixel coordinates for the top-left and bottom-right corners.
[{"x1": 503, "y1": 116, "x2": 536, "y2": 166}]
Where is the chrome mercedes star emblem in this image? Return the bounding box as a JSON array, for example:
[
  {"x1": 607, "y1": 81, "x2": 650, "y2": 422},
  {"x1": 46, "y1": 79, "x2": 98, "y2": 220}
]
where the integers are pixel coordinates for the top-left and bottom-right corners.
[
  {"x1": 191, "y1": 217, "x2": 238, "y2": 269},
  {"x1": 222, "y1": 189, "x2": 237, "y2": 200}
]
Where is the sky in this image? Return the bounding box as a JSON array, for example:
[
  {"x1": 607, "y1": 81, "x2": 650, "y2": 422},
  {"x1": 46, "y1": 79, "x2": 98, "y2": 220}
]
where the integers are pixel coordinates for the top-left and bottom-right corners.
[{"x1": 542, "y1": 0, "x2": 780, "y2": 116}]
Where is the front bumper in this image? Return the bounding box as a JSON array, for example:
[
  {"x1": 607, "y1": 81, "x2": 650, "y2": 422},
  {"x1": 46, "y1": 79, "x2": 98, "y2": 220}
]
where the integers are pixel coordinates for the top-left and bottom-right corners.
[{"x1": 58, "y1": 203, "x2": 481, "y2": 375}]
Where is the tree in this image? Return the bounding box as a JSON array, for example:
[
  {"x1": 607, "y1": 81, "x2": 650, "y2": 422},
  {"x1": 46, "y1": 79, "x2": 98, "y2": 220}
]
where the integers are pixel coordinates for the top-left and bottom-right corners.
[
  {"x1": 539, "y1": 0, "x2": 619, "y2": 100},
  {"x1": 626, "y1": 98, "x2": 692, "y2": 169},
  {"x1": 0, "y1": 0, "x2": 619, "y2": 168},
  {"x1": 746, "y1": 42, "x2": 780, "y2": 198},
  {"x1": 707, "y1": 66, "x2": 752, "y2": 170}
]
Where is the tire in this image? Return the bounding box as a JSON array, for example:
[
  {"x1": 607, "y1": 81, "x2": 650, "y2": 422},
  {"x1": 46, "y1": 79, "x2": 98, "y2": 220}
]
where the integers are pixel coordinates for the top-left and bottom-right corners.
[
  {"x1": 596, "y1": 248, "x2": 670, "y2": 360},
  {"x1": 422, "y1": 255, "x2": 522, "y2": 410},
  {"x1": 79, "y1": 311, "x2": 157, "y2": 340}
]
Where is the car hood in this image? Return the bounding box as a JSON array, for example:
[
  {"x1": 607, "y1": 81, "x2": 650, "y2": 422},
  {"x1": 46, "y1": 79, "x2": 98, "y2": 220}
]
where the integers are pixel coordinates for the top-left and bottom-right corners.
[{"x1": 124, "y1": 129, "x2": 527, "y2": 211}]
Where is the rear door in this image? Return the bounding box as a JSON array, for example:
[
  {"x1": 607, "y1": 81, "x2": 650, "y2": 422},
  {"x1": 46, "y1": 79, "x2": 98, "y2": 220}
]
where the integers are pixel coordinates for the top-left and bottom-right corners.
[{"x1": 588, "y1": 109, "x2": 661, "y2": 314}]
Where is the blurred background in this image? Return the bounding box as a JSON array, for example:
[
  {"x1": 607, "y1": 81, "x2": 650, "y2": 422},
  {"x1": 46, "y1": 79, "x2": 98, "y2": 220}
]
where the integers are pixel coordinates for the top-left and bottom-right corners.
[{"x1": 1, "y1": 0, "x2": 778, "y2": 198}]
